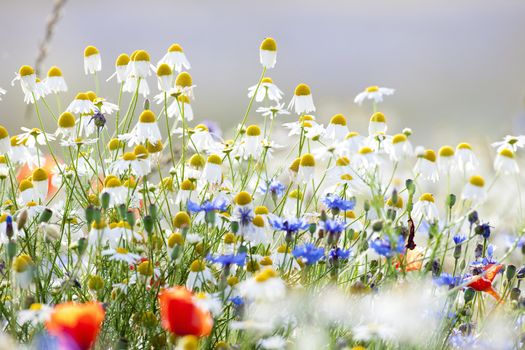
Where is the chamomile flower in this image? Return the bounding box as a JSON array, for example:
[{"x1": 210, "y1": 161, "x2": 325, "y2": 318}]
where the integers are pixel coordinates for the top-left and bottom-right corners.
[
  {"x1": 414, "y1": 149, "x2": 439, "y2": 182},
  {"x1": 438, "y1": 146, "x2": 456, "y2": 173},
  {"x1": 288, "y1": 83, "x2": 315, "y2": 114},
  {"x1": 110, "y1": 152, "x2": 143, "y2": 176},
  {"x1": 494, "y1": 148, "x2": 519, "y2": 174},
  {"x1": 102, "y1": 247, "x2": 141, "y2": 264},
  {"x1": 354, "y1": 85, "x2": 395, "y2": 105},
  {"x1": 55, "y1": 112, "x2": 76, "y2": 139},
  {"x1": 413, "y1": 193, "x2": 439, "y2": 222},
  {"x1": 368, "y1": 112, "x2": 387, "y2": 136},
  {"x1": 88, "y1": 220, "x2": 110, "y2": 247},
  {"x1": 343, "y1": 131, "x2": 366, "y2": 155},
  {"x1": 158, "y1": 43, "x2": 191, "y2": 72},
  {"x1": 83, "y1": 46, "x2": 101, "y2": 75},
  {"x1": 9, "y1": 136, "x2": 37, "y2": 168},
  {"x1": 44, "y1": 66, "x2": 68, "y2": 93},
  {"x1": 18, "y1": 127, "x2": 55, "y2": 148},
  {"x1": 11, "y1": 65, "x2": 37, "y2": 96},
  {"x1": 100, "y1": 176, "x2": 127, "y2": 207},
  {"x1": 187, "y1": 124, "x2": 215, "y2": 152},
  {"x1": 324, "y1": 114, "x2": 349, "y2": 141},
  {"x1": 123, "y1": 110, "x2": 162, "y2": 146},
  {"x1": 248, "y1": 77, "x2": 283, "y2": 102},
  {"x1": 129, "y1": 50, "x2": 154, "y2": 78},
  {"x1": 388, "y1": 133, "x2": 413, "y2": 161},
  {"x1": 456, "y1": 142, "x2": 479, "y2": 174},
  {"x1": 461, "y1": 175, "x2": 486, "y2": 203},
  {"x1": 156, "y1": 63, "x2": 173, "y2": 92},
  {"x1": 0, "y1": 155, "x2": 8, "y2": 178},
  {"x1": 238, "y1": 268, "x2": 285, "y2": 301},
  {"x1": 107, "y1": 53, "x2": 130, "y2": 83},
  {"x1": 242, "y1": 125, "x2": 262, "y2": 158},
  {"x1": 67, "y1": 92, "x2": 96, "y2": 114},
  {"x1": 353, "y1": 146, "x2": 378, "y2": 171},
  {"x1": 12, "y1": 254, "x2": 34, "y2": 289},
  {"x1": 0, "y1": 125, "x2": 10, "y2": 153},
  {"x1": 123, "y1": 75, "x2": 150, "y2": 97},
  {"x1": 491, "y1": 135, "x2": 525, "y2": 152},
  {"x1": 17, "y1": 303, "x2": 52, "y2": 326},
  {"x1": 298, "y1": 153, "x2": 316, "y2": 182},
  {"x1": 259, "y1": 37, "x2": 277, "y2": 69},
  {"x1": 256, "y1": 103, "x2": 290, "y2": 119},
  {"x1": 167, "y1": 95, "x2": 194, "y2": 121},
  {"x1": 186, "y1": 259, "x2": 216, "y2": 291},
  {"x1": 202, "y1": 154, "x2": 223, "y2": 184},
  {"x1": 174, "y1": 71, "x2": 195, "y2": 99},
  {"x1": 93, "y1": 97, "x2": 119, "y2": 115},
  {"x1": 31, "y1": 167, "x2": 49, "y2": 201}
]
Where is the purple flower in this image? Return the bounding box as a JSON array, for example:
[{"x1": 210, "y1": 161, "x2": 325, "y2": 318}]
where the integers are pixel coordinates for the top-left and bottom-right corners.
[
  {"x1": 320, "y1": 219, "x2": 346, "y2": 235},
  {"x1": 322, "y1": 194, "x2": 355, "y2": 211},
  {"x1": 187, "y1": 198, "x2": 228, "y2": 213},
  {"x1": 258, "y1": 179, "x2": 286, "y2": 198},
  {"x1": 207, "y1": 252, "x2": 247, "y2": 267},
  {"x1": 369, "y1": 235, "x2": 405, "y2": 257},
  {"x1": 269, "y1": 216, "x2": 309, "y2": 235},
  {"x1": 292, "y1": 243, "x2": 325, "y2": 265},
  {"x1": 329, "y1": 247, "x2": 352, "y2": 261},
  {"x1": 434, "y1": 273, "x2": 460, "y2": 288},
  {"x1": 453, "y1": 234, "x2": 466, "y2": 245}
]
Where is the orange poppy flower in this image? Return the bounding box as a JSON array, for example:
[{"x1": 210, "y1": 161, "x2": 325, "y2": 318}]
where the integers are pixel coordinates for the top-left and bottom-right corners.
[
  {"x1": 395, "y1": 247, "x2": 424, "y2": 272},
  {"x1": 467, "y1": 263, "x2": 503, "y2": 302},
  {"x1": 159, "y1": 286, "x2": 213, "y2": 337},
  {"x1": 45, "y1": 301, "x2": 105, "y2": 350},
  {"x1": 17, "y1": 155, "x2": 58, "y2": 199}
]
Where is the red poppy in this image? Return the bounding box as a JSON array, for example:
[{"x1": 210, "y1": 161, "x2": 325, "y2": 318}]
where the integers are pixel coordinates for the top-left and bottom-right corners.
[
  {"x1": 467, "y1": 263, "x2": 503, "y2": 302},
  {"x1": 45, "y1": 301, "x2": 105, "y2": 350},
  {"x1": 159, "y1": 286, "x2": 213, "y2": 337}
]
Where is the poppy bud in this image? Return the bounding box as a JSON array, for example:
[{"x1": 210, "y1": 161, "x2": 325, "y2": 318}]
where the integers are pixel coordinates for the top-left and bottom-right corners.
[
  {"x1": 38, "y1": 208, "x2": 53, "y2": 223},
  {"x1": 446, "y1": 194, "x2": 456, "y2": 208},
  {"x1": 143, "y1": 215, "x2": 154, "y2": 235}
]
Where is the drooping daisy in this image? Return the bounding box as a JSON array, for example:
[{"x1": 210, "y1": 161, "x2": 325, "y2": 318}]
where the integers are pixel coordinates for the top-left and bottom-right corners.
[
  {"x1": 414, "y1": 149, "x2": 439, "y2": 182},
  {"x1": 324, "y1": 114, "x2": 348, "y2": 141},
  {"x1": 0, "y1": 125, "x2": 10, "y2": 153},
  {"x1": 260, "y1": 37, "x2": 277, "y2": 69},
  {"x1": 55, "y1": 112, "x2": 76, "y2": 139},
  {"x1": 130, "y1": 50, "x2": 154, "y2": 78},
  {"x1": 19, "y1": 179, "x2": 37, "y2": 203},
  {"x1": 288, "y1": 83, "x2": 315, "y2": 114},
  {"x1": 31, "y1": 167, "x2": 49, "y2": 201},
  {"x1": 456, "y1": 142, "x2": 479, "y2": 174},
  {"x1": 44, "y1": 66, "x2": 68, "y2": 93},
  {"x1": 0, "y1": 155, "x2": 8, "y2": 178},
  {"x1": 201, "y1": 154, "x2": 223, "y2": 184},
  {"x1": 494, "y1": 148, "x2": 519, "y2": 174},
  {"x1": 67, "y1": 92, "x2": 96, "y2": 114},
  {"x1": 110, "y1": 152, "x2": 143, "y2": 176},
  {"x1": 107, "y1": 53, "x2": 130, "y2": 84},
  {"x1": 102, "y1": 247, "x2": 141, "y2": 264},
  {"x1": 83, "y1": 46, "x2": 102, "y2": 75},
  {"x1": 176, "y1": 179, "x2": 197, "y2": 204},
  {"x1": 158, "y1": 43, "x2": 191, "y2": 73},
  {"x1": 298, "y1": 153, "x2": 316, "y2": 183},
  {"x1": 100, "y1": 176, "x2": 127, "y2": 207},
  {"x1": 248, "y1": 77, "x2": 283, "y2": 102},
  {"x1": 242, "y1": 125, "x2": 262, "y2": 159},
  {"x1": 368, "y1": 112, "x2": 387, "y2": 136},
  {"x1": 123, "y1": 110, "x2": 162, "y2": 146},
  {"x1": 12, "y1": 254, "x2": 34, "y2": 289},
  {"x1": 11, "y1": 65, "x2": 37, "y2": 98},
  {"x1": 388, "y1": 133, "x2": 413, "y2": 161},
  {"x1": 187, "y1": 124, "x2": 215, "y2": 153},
  {"x1": 174, "y1": 71, "x2": 195, "y2": 99},
  {"x1": 9, "y1": 136, "x2": 37, "y2": 168},
  {"x1": 354, "y1": 85, "x2": 395, "y2": 105},
  {"x1": 413, "y1": 193, "x2": 439, "y2": 222},
  {"x1": 461, "y1": 175, "x2": 486, "y2": 203},
  {"x1": 437, "y1": 145, "x2": 456, "y2": 173},
  {"x1": 156, "y1": 63, "x2": 173, "y2": 92},
  {"x1": 88, "y1": 220, "x2": 110, "y2": 247},
  {"x1": 343, "y1": 131, "x2": 366, "y2": 155}
]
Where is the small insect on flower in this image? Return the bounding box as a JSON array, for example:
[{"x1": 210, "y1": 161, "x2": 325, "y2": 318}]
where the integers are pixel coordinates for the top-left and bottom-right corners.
[
  {"x1": 248, "y1": 77, "x2": 284, "y2": 103},
  {"x1": 354, "y1": 85, "x2": 395, "y2": 105},
  {"x1": 44, "y1": 66, "x2": 68, "y2": 93},
  {"x1": 461, "y1": 175, "x2": 486, "y2": 203},
  {"x1": 494, "y1": 148, "x2": 519, "y2": 175},
  {"x1": 158, "y1": 43, "x2": 191, "y2": 73},
  {"x1": 159, "y1": 286, "x2": 213, "y2": 337},
  {"x1": 46, "y1": 301, "x2": 105, "y2": 350},
  {"x1": 259, "y1": 37, "x2": 277, "y2": 69},
  {"x1": 288, "y1": 83, "x2": 315, "y2": 114}
]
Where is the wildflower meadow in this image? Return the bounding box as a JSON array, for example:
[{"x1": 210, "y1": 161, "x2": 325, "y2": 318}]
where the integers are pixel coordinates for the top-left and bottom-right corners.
[{"x1": 0, "y1": 37, "x2": 525, "y2": 349}]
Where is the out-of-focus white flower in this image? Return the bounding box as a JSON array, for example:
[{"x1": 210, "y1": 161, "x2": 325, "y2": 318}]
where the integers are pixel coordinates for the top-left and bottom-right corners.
[
  {"x1": 414, "y1": 149, "x2": 439, "y2": 182},
  {"x1": 44, "y1": 66, "x2": 67, "y2": 93},
  {"x1": 413, "y1": 193, "x2": 439, "y2": 222},
  {"x1": 494, "y1": 148, "x2": 519, "y2": 174},
  {"x1": 354, "y1": 85, "x2": 395, "y2": 105},
  {"x1": 491, "y1": 135, "x2": 525, "y2": 152},
  {"x1": 238, "y1": 268, "x2": 285, "y2": 301},
  {"x1": 461, "y1": 175, "x2": 486, "y2": 203},
  {"x1": 248, "y1": 77, "x2": 283, "y2": 102}
]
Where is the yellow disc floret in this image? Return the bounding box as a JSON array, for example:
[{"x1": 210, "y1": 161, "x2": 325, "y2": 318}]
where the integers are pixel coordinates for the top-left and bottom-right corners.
[
  {"x1": 180, "y1": 179, "x2": 196, "y2": 191},
  {"x1": 252, "y1": 215, "x2": 265, "y2": 227},
  {"x1": 330, "y1": 114, "x2": 347, "y2": 126},
  {"x1": 189, "y1": 154, "x2": 206, "y2": 169},
  {"x1": 207, "y1": 154, "x2": 222, "y2": 165},
  {"x1": 469, "y1": 175, "x2": 485, "y2": 187},
  {"x1": 19, "y1": 65, "x2": 35, "y2": 77},
  {"x1": 294, "y1": 83, "x2": 311, "y2": 96},
  {"x1": 246, "y1": 125, "x2": 261, "y2": 136},
  {"x1": 254, "y1": 268, "x2": 278, "y2": 283},
  {"x1": 419, "y1": 193, "x2": 435, "y2": 203},
  {"x1": 260, "y1": 38, "x2": 277, "y2": 51},
  {"x1": 122, "y1": 152, "x2": 137, "y2": 161},
  {"x1": 156, "y1": 63, "x2": 172, "y2": 77},
  {"x1": 392, "y1": 134, "x2": 407, "y2": 144},
  {"x1": 12, "y1": 254, "x2": 33, "y2": 273},
  {"x1": 19, "y1": 179, "x2": 33, "y2": 192},
  {"x1": 457, "y1": 142, "x2": 472, "y2": 150},
  {"x1": 58, "y1": 112, "x2": 76, "y2": 128},
  {"x1": 139, "y1": 110, "x2": 156, "y2": 123},
  {"x1": 499, "y1": 149, "x2": 514, "y2": 158},
  {"x1": 115, "y1": 53, "x2": 130, "y2": 66},
  {"x1": 300, "y1": 153, "x2": 315, "y2": 167},
  {"x1": 423, "y1": 149, "x2": 437, "y2": 162},
  {"x1": 84, "y1": 46, "x2": 99, "y2": 57},
  {"x1": 132, "y1": 50, "x2": 150, "y2": 62},
  {"x1": 32, "y1": 168, "x2": 48, "y2": 181},
  {"x1": 47, "y1": 66, "x2": 63, "y2": 77},
  {"x1": 370, "y1": 112, "x2": 386, "y2": 123},
  {"x1": 168, "y1": 43, "x2": 184, "y2": 52},
  {"x1": 173, "y1": 211, "x2": 191, "y2": 228},
  {"x1": 439, "y1": 146, "x2": 455, "y2": 157},
  {"x1": 254, "y1": 206, "x2": 269, "y2": 215},
  {"x1": 175, "y1": 72, "x2": 193, "y2": 87},
  {"x1": 0, "y1": 126, "x2": 8, "y2": 139},
  {"x1": 235, "y1": 191, "x2": 252, "y2": 206}
]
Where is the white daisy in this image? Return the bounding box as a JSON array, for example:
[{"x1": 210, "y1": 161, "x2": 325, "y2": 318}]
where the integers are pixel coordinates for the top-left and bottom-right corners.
[{"x1": 354, "y1": 85, "x2": 395, "y2": 105}]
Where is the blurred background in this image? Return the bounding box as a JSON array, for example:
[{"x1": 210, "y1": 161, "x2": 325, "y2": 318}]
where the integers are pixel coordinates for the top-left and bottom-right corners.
[{"x1": 1, "y1": 0, "x2": 525, "y2": 148}]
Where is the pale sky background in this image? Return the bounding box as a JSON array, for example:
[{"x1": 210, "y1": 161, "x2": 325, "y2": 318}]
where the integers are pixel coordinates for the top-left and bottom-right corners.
[{"x1": 1, "y1": 0, "x2": 525, "y2": 148}]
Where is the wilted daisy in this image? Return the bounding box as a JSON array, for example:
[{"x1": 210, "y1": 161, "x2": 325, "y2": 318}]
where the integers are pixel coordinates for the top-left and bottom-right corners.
[
  {"x1": 368, "y1": 112, "x2": 387, "y2": 136},
  {"x1": 461, "y1": 175, "x2": 486, "y2": 203},
  {"x1": 412, "y1": 193, "x2": 439, "y2": 222},
  {"x1": 259, "y1": 37, "x2": 277, "y2": 69},
  {"x1": 388, "y1": 133, "x2": 413, "y2": 161},
  {"x1": 67, "y1": 92, "x2": 96, "y2": 114},
  {"x1": 437, "y1": 145, "x2": 456, "y2": 173},
  {"x1": 55, "y1": 112, "x2": 76, "y2": 139},
  {"x1": 84, "y1": 45, "x2": 102, "y2": 75},
  {"x1": 354, "y1": 85, "x2": 395, "y2": 105},
  {"x1": 494, "y1": 148, "x2": 519, "y2": 174},
  {"x1": 324, "y1": 114, "x2": 348, "y2": 141},
  {"x1": 156, "y1": 63, "x2": 173, "y2": 92},
  {"x1": 248, "y1": 77, "x2": 283, "y2": 102},
  {"x1": 288, "y1": 83, "x2": 315, "y2": 114},
  {"x1": 202, "y1": 154, "x2": 223, "y2": 184},
  {"x1": 158, "y1": 43, "x2": 191, "y2": 72},
  {"x1": 44, "y1": 66, "x2": 68, "y2": 93},
  {"x1": 107, "y1": 53, "x2": 131, "y2": 83},
  {"x1": 414, "y1": 149, "x2": 439, "y2": 182},
  {"x1": 456, "y1": 142, "x2": 479, "y2": 174}
]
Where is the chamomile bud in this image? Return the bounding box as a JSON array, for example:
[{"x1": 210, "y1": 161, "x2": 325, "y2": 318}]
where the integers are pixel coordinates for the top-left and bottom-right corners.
[
  {"x1": 288, "y1": 83, "x2": 315, "y2": 114},
  {"x1": 299, "y1": 153, "x2": 315, "y2": 182},
  {"x1": 202, "y1": 154, "x2": 223, "y2": 184},
  {"x1": 259, "y1": 37, "x2": 277, "y2": 69},
  {"x1": 325, "y1": 114, "x2": 348, "y2": 141},
  {"x1": 83, "y1": 46, "x2": 102, "y2": 75},
  {"x1": 156, "y1": 63, "x2": 173, "y2": 92},
  {"x1": 159, "y1": 43, "x2": 191, "y2": 72},
  {"x1": 368, "y1": 112, "x2": 387, "y2": 136},
  {"x1": 494, "y1": 148, "x2": 519, "y2": 175},
  {"x1": 461, "y1": 175, "x2": 486, "y2": 203},
  {"x1": 45, "y1": 66, "x2": 68, "y2": 93}
]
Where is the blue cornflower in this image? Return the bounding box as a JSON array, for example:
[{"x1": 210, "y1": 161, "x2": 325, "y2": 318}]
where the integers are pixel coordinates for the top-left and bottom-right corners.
[
  {"x1": 320, "y1": 219, "x2": 346, "y2": 235},
  {"x1": 481, "y1": 245, "x2": 497, "y2": 265},
  {"x1": 269, "y1": 216, "x2": 309, "y2": 235},
  {"x1": 207, "y1": 252, "x2": 247, "y2": 267},
  {"x1": 230, "y1": 296, "x2": 244, "y2": 306},
  {"x1": 187, "y1": 198, "x2": 228, "y2": 213},
  {"x1": 322, "y1": 194, "x2": 355, "y2": 211},
  {"x1": 453, "y1": 234, "x2": 467, "y2": 245},
  {"x1": 434, "y1": 273, "x2": 460, "y2": 288},
  {"x1": 479, "y1": 223, "x2": 491, "y2": 239},
  {"x1": 258, "y1": 179, "x2": 286, "y2": 198},
  {"x1": 329, "y1": 247, "x2": 352, "y2": 261},
  {"x1": 235, "y1": 206, "x2": 254, "y2": 226},
  {"x1": 292, "y1": 243, "x2": 325, "y2": 265},
  {"x1": 369, "y1": 235, "x2": 405, "y2": 257}
]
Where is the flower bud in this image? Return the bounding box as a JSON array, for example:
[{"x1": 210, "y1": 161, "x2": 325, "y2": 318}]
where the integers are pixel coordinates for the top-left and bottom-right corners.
[
  {"x1": 101, "y1": 192, "x2": 111, "y2": 209},
  {"x1": 446, "y1": 194, "x2": 456, "y2": 208},
  {"x1": 38, "y1": 208, "x2": 53, "y2": 223},
  {"x1": 143, "y1": 215, "x2": 154, "y2": 235},
  {"x1": 507, "y1": 264, "x2": 516, "y2": 281},
  {"x1": 464, "y1": 287, "x2": 475, "y2": 303}
]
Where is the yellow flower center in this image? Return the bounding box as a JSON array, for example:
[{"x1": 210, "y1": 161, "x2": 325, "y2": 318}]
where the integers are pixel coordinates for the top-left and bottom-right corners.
[
  {"x1": 137, "y1": 261, "x2": 153, "y2": 276},
  {"x1": 359, "y1": 146, "x2": 373, "y2": 155},
  {"x1": 32, "y1": 168, "x2": 48, "y2": 181},
  {"x1": 457, "y1": 142, "x2": 472, "y2": 150},
  {"x1": 19, "y1": 65, "x2": 35, "y2": 77},
  {"x1": 0, "y1": 126, "x2": 8, "y2": 139},
  {"x1": 438, "y1": 146, "x2": 455, "y2": 157},
  {"x1": 105, "y1": 177, "x2": 122, "y2": 188},
  {"x1": 156, "y1": 63, "x2": 172, "y2": 77},
  {"x1": 289, "y1": 158, "x2": 300, "y2": 173},
  {"x1": 47, "y1": 66, "x2": 63, "y2": 77},
  {"x1": 260, "y1": 37, "x2": 277, "y2": 51},
  {"x1": 370, "y1": 112, "x2": 386, "y2": 123},
  {"x1": 422, "y1": 149, "x2": 437, "y2": 162},
  {"x1": 108, "y1": 138, "x2": 122, "y2": 151},
  {"x1": 345, "y1": 131, "x2": 360, "y2": 139},
  {"x1": 180, "y1": 179, "x2": 196, "y2": 191},
  {"x1": 252, "y1": 215, "x2": 265, "y2": 227},
  {"x1": 12, "y1": 254, "x2": 33, "y2": 273},
  {"x1": 254, "y1": 268, "x2": 278, "y2": 283},
  {"x1": 134, "y1": 145, "x2": 149, "y2": 159},
  {"x1": 58, "y1": 112, "x2": 76, "y2": 128},
  {"x1": 235, "y1": 191, "x2": 252, "y2": 206},
  {"x1": 336, "y1": 157, "x2": 350, "y2": 166},
  {"x1": 122, "y1": 152, "x2": 137, "y2": 161},
  {"x1": 168, "y1": 232, "x2": 184, "y2": 247},
  {"x1": 175, "y1": 72, "x2": 193, "y2": 87},
  {"x1": 392, "y1": 133, "x2": 407, "y2": 144},
  {"x1": 173, "y1": 212, "x2": 191, "y2": 228},
  {"x1": 246, "y1": 125, "x2": 261, "y2": 136},
  {"x1": 168, "y1": 43, "x2": 184, "y2": 52},
  {"x1": 116, "y1": 247, "x2": 129, "y2": 255},
  {"x1": 294, "y1": 83, "x2": 311, "y2": 96},
  {"x1": 75, "y1": 92, "x2": 89, "y2": 101},
  {"x1": 207, "y1": 154, "x2": 222, "y2": 165},
  {"x1": 132, "y1": 50, "x2": 150, "y2": 62},
  {"x1": 254, "y1": 206, "x2": 269, "y2": 215},
  {"x1": 115, "y1": 53, "x2": 130, "y2": 66},
  {"x1": 330, "y1": 113, "x2": 347, "y2": 126},
  {"x1": 261, "y1": 77, "x2": 274, "y2": 84},
  {"x1": 189, "y1": 259, "x2": 206, "y2": 272},
  {"x1": 419, "y1": 193, "x2": 435, "y2": 203},
  {"x1": 139, "y1": 110, "x2": 156, "y2": 123},
  {"x1": 499, "y1": 149, "x2": 514, "y2": 158},
  {"x1": 300, "y1": 153, "x2": 315, "y2": 167},
  {"x1": 469, "y1": 175, "x2": 485, "y2": 187},
  {"x1": 19, "y1": 179, "x2": 33, "y2": 192},
  {"x1": 223, "y1": 232, "x2": 236, "y2": 244},
  {"x1": 84, "y1": 46, "x2": 99, "y2": 57},
  {"x1": 366, "y1": 86, "x2": 379, "y2": 92}
]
